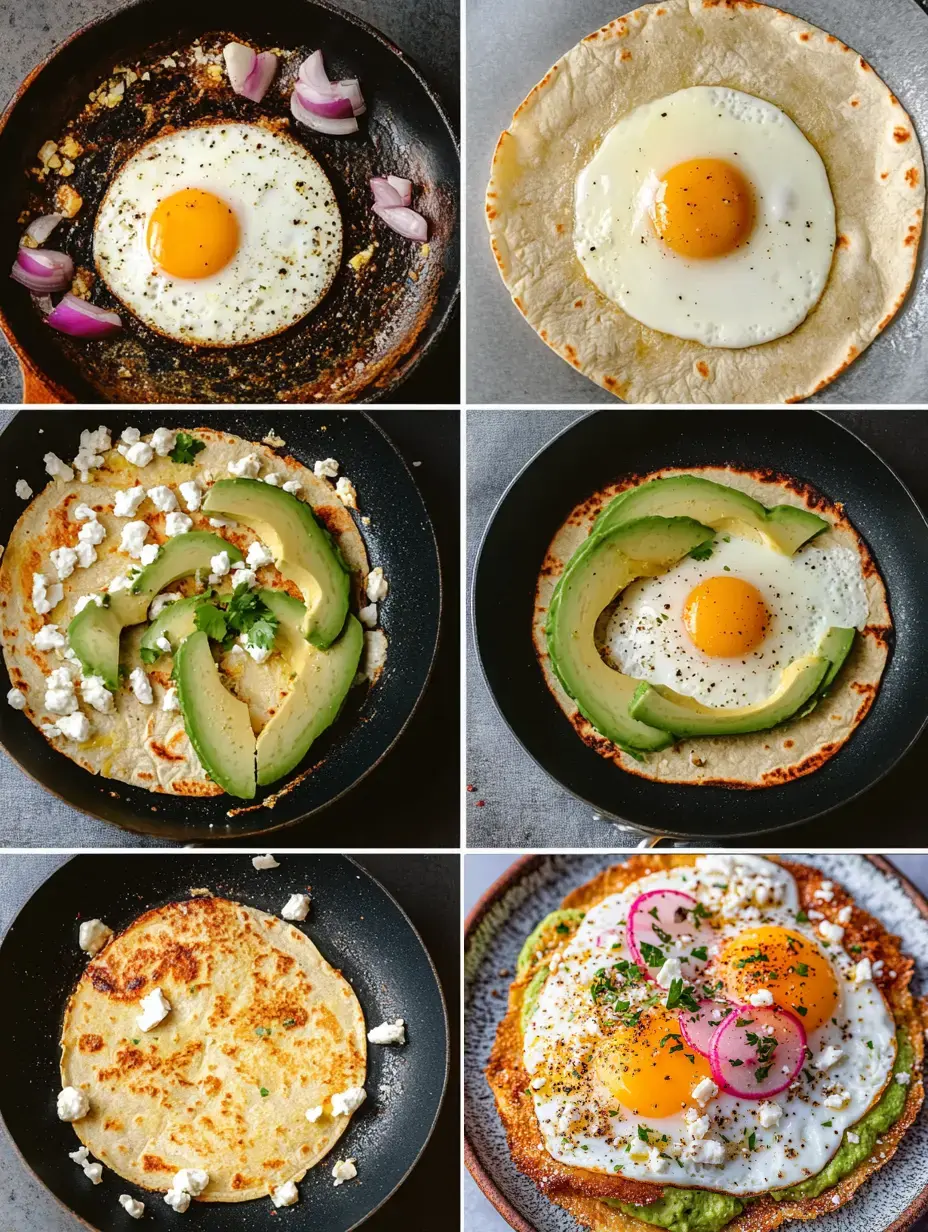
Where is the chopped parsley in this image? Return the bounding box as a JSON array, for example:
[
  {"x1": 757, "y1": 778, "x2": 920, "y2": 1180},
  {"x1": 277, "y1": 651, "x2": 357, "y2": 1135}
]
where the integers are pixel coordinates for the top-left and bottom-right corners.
[
  {"x1": 555, "y1": 922, "x2": 571, "y2": 935},
  {"x1": 747, "y1": 1131, "x2": 756, "y2": 1151},
  {"x1": 637, "y1": 1125, "x2": 651, "y2": 1142},
  {"x1": 665, "y1": 978, "x2": 701, "y2": 1014},
  {"x1": 170, "y1": 432, "x2": 206, "y2": 464},
  {"x1": 260, "y1": 1087, "x2": 269, "y2": 1098},
  {"x1": 793, "y1": 1005, "x2": 808, "y2": 1017},
  {"x1": 735, "y1": 950, "x2": 769, "y2": 969},
  {"x1": 690, "y1": 946, "x2": 708, "y2": 961},
  {"x1": 131, "y1": 1038, "x2": 140, "y2": 1045},
  {"x1": 795, "y1": 962, "x2": 809, "y2": 977},
  {"x1": 795, "y1": 909, "x2": 810, "y2": 923},
  {"x1": 688, "y1": 542, "x2": 714, "y2": 561},
  {"x1": 639, "y1": 941, "x2": 666, "y2": 969}
]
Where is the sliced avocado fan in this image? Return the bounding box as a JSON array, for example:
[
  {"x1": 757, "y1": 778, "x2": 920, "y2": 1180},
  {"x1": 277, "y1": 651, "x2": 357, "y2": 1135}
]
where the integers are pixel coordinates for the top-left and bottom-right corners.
[
  {"x1": 201, "y1": 479, "x2": 349, "y2": 648},
  {"x1": 139, "y1": 594, "x2": 219, "y2": 663}
]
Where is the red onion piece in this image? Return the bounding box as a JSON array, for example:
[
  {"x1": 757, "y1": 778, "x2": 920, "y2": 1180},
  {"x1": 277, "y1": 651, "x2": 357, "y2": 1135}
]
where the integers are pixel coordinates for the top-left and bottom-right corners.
[
  {"x1": 10, "y1": 247, "x2": 74, "y2": 293},
  {"x1": 297, "y1": 52, "x2": 365, "y2": 115},
  {"x1": 372, "y1": 204, "x2": 428, "y2": 243},
  {"x1": 23, "y1": 213, "x2": 64, "y2": 246},
  {"x1": 47, "y1": 293, "x2": 121, "y2": 338},
  {"x1": 293, "y1": 83, "x2": 354, "y2": 119},
  {"x1": 299, "y1": 49, "x2": 338, "y2": 95},
  {"x1": 709, "y1": 1004, "x2": 806, "y2": 1100},
  {"x1": 678, "y1": 999, "x2": 732, "y2": 1057},
  {"x1": 626, "y1": 889, "x2": 713, "y2": 980},
  {"x1": 337, "y1": 78, "x2": 366, "y2": 117},
  {"x1": 223, "y1": 42, "x2": 256, "y2": 93},
  {"x1": 386, "y1": 175, "x2": 412, "y2": 206},
  {"x1": 290, "y1": 89, "x2": 358, "y2": 134},
  {"x1": 241, "y1": 51, "x2": 278, "y2": 103},
  {"x1": 370, "y1": 177, "x2": 405, "y2": 209}
]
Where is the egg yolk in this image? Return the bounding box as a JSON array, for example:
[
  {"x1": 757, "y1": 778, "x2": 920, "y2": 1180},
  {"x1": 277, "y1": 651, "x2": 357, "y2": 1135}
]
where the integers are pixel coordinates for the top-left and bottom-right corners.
[
  {"x1": 718, "y1": 925, "x2": 839, "y2": 1032},
  {"x1": 683, "y1": 575, "x2": 769, "y2": 657},
  {"x1": 651, "y1": 158, "x2": 755, "y2": 259},
  {"x1": 147, "y1": 188, "x2": 239, "y2": 279},
  {"x1": 596, "y1": 1008, "x2": 712, "y2": 1118}
]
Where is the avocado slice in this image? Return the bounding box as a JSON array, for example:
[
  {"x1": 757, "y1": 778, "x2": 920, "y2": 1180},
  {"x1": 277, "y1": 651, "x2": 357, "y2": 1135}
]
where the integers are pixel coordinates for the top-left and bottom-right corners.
[
  {"x1": 594, "y1": 475, "x2": 829, "y2": 556},
  {"x1": 202, "y1": 479, "x2": 349, "y2": 648},
  {"x1": 546, "y1": 516, "x2": 716, "y2": 754},
  {"x1": 140, "y1": 595, "x2": 219, "y2": 663},
  {"x1": 68, "y1": 533, "x2": 241, "y2": 689},
  {"x1": 255, "y1": 588, "x2": 363, "y2": 786},
  {"x1": 817, "y1": 625, "x2": 856, "y2": 693},
  {"x1": 516, "y1": 908, "x2": 586, "y2": 974},
  {"x1": 174, "y1": 630, "x2": 256, "y2": 799}
]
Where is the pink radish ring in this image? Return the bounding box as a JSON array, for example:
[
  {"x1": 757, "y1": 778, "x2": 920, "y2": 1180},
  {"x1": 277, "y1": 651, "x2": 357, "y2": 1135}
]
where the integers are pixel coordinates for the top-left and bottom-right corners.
[
  {"x1": 627, "y1": 889, "x2": 714, "y2": 980},
  {"x1": 709, "y1": 1004, "x2": 806, "y2": 1100},
  {"x1": 679, "y1": 999, "x2": 733, "y2": 1057}
]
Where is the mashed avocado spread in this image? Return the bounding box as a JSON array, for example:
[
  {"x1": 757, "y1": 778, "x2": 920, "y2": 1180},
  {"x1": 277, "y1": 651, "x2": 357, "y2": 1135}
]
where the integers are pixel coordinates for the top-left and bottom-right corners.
[{"x1": 520, "y1": 912, "x2": 913, "y2": 1232}]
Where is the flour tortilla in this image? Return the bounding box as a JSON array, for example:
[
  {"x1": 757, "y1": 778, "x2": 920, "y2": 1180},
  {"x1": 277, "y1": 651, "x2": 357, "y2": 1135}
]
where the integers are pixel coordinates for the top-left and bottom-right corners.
[
  {"x1": 61, "y1": 895, "x2": 366, "y2": 1202},
  {"x1": 0, "y1": 427, "x2": 383, "y2": 796},
  {"x1": 532, "y1": 466, "x2": 891, "y2": 787},
  {"x1": 487, "y1": 855, "x2": 927, "y2": 1232},
  {"x1": 487, "y1": 0, "x2": 925, "y2": 403}
]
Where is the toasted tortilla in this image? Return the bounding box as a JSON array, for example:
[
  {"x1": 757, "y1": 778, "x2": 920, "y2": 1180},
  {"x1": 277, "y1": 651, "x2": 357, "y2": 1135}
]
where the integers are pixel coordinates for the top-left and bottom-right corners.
[
  {"x1": 0, "y1": 428, "x2": 385, "y2": 796},
  {"x1": 533, "y1": 466, "x2": 891, "y2": 788},
  {"x1": 61, "y1": 895, "x2": 366, "y2": 1202},
  {"x1": 487, "y1": 855, "x2": 927, "y2": 1232},
  {"x1": 487, "y1": 0, "x2": 925, "y2": 403}
]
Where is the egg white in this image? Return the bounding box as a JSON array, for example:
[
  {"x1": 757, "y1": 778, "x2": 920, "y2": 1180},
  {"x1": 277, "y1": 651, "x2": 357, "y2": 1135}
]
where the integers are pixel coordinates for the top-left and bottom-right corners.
[
  {"x1": 94, "y1": 122, "x2": 342, "y2": 346},
  {"x1": 603, "y1": 533, "x2": 868, "y2": 708},
  {"x1": 525, "y1": 855, "x2": 897, "y2": 1195},
  {"x1": 574, "y1": 86, "x2": 836, "y2": 348}
]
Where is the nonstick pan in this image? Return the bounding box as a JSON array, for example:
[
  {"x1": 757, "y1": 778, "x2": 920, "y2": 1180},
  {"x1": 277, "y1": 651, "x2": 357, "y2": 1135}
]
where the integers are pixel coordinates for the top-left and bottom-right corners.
[
  {"x1": 473, "y1": 409, "x2": 928, "y2": 839},
  {"x1": 0, "y1": 409, "x2": 441, "y2": 840},
  {"x1": 0, "y1": 853, "x2": 449, "y2": 1231},
  {"x1": 0, "y1": 0, "x2": 459, "y2": 404}
]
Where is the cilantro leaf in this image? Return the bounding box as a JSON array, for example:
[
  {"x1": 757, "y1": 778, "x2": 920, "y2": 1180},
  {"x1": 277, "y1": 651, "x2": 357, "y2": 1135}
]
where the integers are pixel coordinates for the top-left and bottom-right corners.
[
  {"x1": 194, "y1": 602, "x2": 228, "y2": 642},
  {"x1": 687, "y1": 542, "x2": 714, "y2": 561},
  {"x1": 169, "y1": 432, "x2": 206, "y2": 464},
  {"x1": 247, "y1": 617, "x2": 277, "y2": 651},
  {"x1": 140, "y1": 645, "x2": 160, "y2": 665}
]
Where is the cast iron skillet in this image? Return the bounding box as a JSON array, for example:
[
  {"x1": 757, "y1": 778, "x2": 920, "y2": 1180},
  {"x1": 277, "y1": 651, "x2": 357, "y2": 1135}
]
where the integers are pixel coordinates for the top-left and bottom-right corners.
[
  {"x1": 0, "y1": 0, "x2": 459, "y2": 404},
  {"x1": 0, "y1": 853, "x2": 449, "y2": 1231},
  {"x1": 0, "y1": 409, "x2": 441, "y2": 840},
  {"x1": 473, "y1": 410, "x2": 928, "y2": 838}
]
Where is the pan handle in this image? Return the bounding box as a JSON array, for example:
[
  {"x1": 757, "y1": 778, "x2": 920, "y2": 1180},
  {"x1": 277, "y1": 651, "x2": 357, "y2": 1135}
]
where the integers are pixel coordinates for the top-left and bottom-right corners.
[{"x1": 20, "y1": 357, "x2": 67, "y2": 404}]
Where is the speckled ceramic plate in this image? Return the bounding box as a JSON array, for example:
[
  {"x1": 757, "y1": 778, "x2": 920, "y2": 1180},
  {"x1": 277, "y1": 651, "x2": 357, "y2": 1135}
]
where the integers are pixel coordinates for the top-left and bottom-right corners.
[{"x1": 464, "y1": 854, "x2": 928, "y2": 1232}]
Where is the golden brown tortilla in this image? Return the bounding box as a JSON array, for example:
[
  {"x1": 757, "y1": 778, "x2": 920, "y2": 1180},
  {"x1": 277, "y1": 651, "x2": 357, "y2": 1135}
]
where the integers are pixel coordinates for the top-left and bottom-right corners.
[{"x1": 487, "y1": 0, "x2": 925, "y2": 403}]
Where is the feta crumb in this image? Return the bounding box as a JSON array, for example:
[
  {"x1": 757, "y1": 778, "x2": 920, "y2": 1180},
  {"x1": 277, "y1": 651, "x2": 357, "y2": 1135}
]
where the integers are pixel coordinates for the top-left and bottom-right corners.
[
  {"x1": 139, "y1": 543, "x2": 160, "y2": 567},
  {"x1": 57, "y1": 711, "x2": 90, "y2": 741},
  {"x1": 748, "y1": 989, "x2": 774, "y2": 1007},
  {"x1": 73, "y1": 503, "x2": 96, "y2": 521},
  {"x1": 75, "y1": 542, "x2": 97, "y2": 569},
  {"x1": 162, "y1": 687, "x2": 180, "y2": 712},
  {"x1": 358, "y1": 603, "x2": 378, "y2": 628},
  {"x1": 313, "y1": 457, "x2": 339, "y2": 478},
  {"x1": 814, "y1": 881, "x2": 835, "y2": 902},
  {"x1": 120, "y1": 520, "x2": 150, "y2": 558},
  {"x1": 305, "y1": 1105, "x2": 324, "y2": 1122},
  {"x1": 69, "y1": 1144, "x2": 102, "y2": 1182},
  {"x1": 118, "y1": 1195, "x2": 145, "y2": 1219},
  {"x1": 656, "y1": 956, "x2": 682, "y2": 989},
  {"x1": 627, "y1": 1135, "x2": 650, "y2": 1162},
  {"x1": 263, "y1": 472, "x2": 281, "y2": 486},
  {"x1": 331, "y1": 1086, "x2": 366, "y2": 1116},
  {"x1": 34, "y1": 624, "x2": 66, "y2": 651},
  {"x1": 147, "y1": 484, "x2": 178, "y2": 513},
  {"x1": 6, "y1": 687, "x2": 25, "y2": 710},
  {"x1": 113, "y1": 485, "x2": 146, "y2": 517},
  {"x1": 210, "y1": 550, "x2": 231, "y2": 577},
  {"x1": 808, "y1": 909, "x2": 824, "y2": 920},
  {"x1": 847, "y1": 1131, "x2": 860, "y2": 1144},
  {"x1": 830, "y1": 1194, "x2": 840, "y2": 1206},
  {"x1": 164, "y1": 1167, "x2": 209, "y2": 1211},
  {"x1": 246, "y1": 541, "x2": 274, "y2": 568},
  {"x1": 150, "y1": 427, "x2": 177, "y2": 456},
  {"x1": 335, "y1": 476, "x2": 358, "y2": 508},
  {"x1": 120, "y1": 427, "x2": 141, "y2": 445},
  {"x1": 156, "y1": 635, "x2": 172, "y2": 653},
  {"x1": 271, "y1": 1181, "x2": 299, "y2": 1207},
  {"x1": 836, "y1": 905, "x2": 852, "y2": 925},
  {"x1": 530, "y1": 1076, "x2": 545, "y2": 1090},
  {"x1": 692, "y1": 1076, "x2": 719, "y2": 1107},
  {"x1": 129, "y1": 667, "x2": 153, "y2": 705},
  {"x1": 367, "y1": 1019, "x2": 406, "y2": 1046},
  {"x1": 366, "y1": 567, "x2": 389, "y2": 603},
  {"x1": 252, "y1": 853, "x2": 280, "y2": 870},
  {"x1": 332, "y1": 1158, "x2": 357, "y2": 1186},
  {"x1": 79, "y1": 918, "x2": 113, "y2": 956},
  {"x1": 150, "y1": 592, "x2": 181, "y2": 618},
  {"x1": 57, "y1": 1086, "x2": 90, "y2": 1121},
  {"x1": 684, "y1": 1112, "x2": 710, "y2": 1140},
  {"x1": 282, "y1": 479, "x2": 301, "y2": 494},
  {"x1": 814, "y1": 1046, "x2": 845, "y2": 1071},
  {"x1": 164, "y1": 1189, "x2": 191, "y2": 1213},
  {"x1": 50, "y1": 546, "x2": 78, "y2": 580},
  {"x1": 647, "y1": 1147, "x2": 669, "y2": 1174},
  {"x1": 818, "y1": 921, "x2": 845, "y2": 946},
  {"x1": 854, "y1": 958, "x2": 873, "y2": 984},
  {"x1": 686, "y1": 1139, "x2": 725, "y2": 1165},
  {"x1": 209, "y1": 517, "x2": 231, "y2": 528},
  {"x1": 240, "y1": 633, "x2": 271, "y2": 663},
  {"x1": 137, "y1": 986, "x2": 171, "y2": 1031},
  {"x1": 281, "y1": 892, "x2": 311, "y2": 921},
  {"x1": 228, "y1": 453, "x2": 261, "y2": 478},
  {"x1": 119, "y1": 441, "x2": 154, "y2": 467},
  {"x1": 45, "y1": 665, "x2": 78, "y2": 715},
  {"x1": 44, "y1": 452, "x2": 74, "y2": 482},
  {"x1": 74, "y1": 594, "x2": 103, "y2": 613},
  {"x1": 824, "y1": 1089, "x2": 851, "y2": 1109},
  {"x1": 896, "y1": 1071, "x2": 911, "y2": 1085},
  {"x1": 14, "y1": 479, "x2": 32, "y2": 500},
  {"x1": 229, "y1": 566, "x2": 256, "y2": 589},
  {"x1": 165, "y1": 511, "x2": 193, "y2": 537},
  {"x1": 178, "y1": 479, "x2": 203, "y2": 512},
  {"x1": 81, "y1": 675, "x2": 114, "y2": 714},
  {"x1": 757, "y1": 1101, "x2": 781, "y2": 1128},
  {"x1": 33, "y1": 573, "x2": 63, "y2": 615}
]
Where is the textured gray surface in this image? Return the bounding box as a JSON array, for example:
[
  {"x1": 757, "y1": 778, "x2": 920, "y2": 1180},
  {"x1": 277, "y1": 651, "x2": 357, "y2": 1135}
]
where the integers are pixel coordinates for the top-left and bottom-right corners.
[
  {"x1": 463, "y1": 852, "x2": 928, "y2": 1232},
  {"x1": 0, "y1": 0, "x2": 459, "y2": 405},
  {"x1": 465, "y1": 0, "x2": 928, "y2": 405}
]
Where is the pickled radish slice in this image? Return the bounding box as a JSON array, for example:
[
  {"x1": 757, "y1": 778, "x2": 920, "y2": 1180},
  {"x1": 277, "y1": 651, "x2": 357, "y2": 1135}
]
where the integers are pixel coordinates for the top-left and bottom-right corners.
[
  {"x1": 627, "y1": 889, "x2": 714, "y2": 979},
  {"x1": 679, "y1": 999, "x2": 732, "y2": 1057},
  {"x1": 710, "y1": 1004, "x2": 806, "y2": 1099}
]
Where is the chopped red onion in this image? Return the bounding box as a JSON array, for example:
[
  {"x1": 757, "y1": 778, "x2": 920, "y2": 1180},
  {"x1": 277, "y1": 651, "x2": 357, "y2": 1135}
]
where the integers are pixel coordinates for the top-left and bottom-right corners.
[
  {"x1": 370, "y1": 177, "x2": 405, "y2": 209},
  {"x1": 372, "y1": 204, "x2": 429, "y2": 243},
  {"x1": 47, "y1": 293, "x2": 121, "y2": 338},
  {"x1": 10, "y1": 246, "x2": 74, "y2": 293},
  {"x1": 290, "y1": 89, "x2": 358, "y2": 135},
  {"x1": 299, "y1": 50, "x2": 338, "y2": 96},
  {"x1": 23, "y1": 213, "x2": 64, "y2": 246},
  {"x1": 223, "y1": 43, "x2": 277, "y2": 102},
  {"x1": 336, "y1": 78, "x2": 366, "y2": 117},
  {"x1": 295, "y1": 51, "x2": 365, "y2": 118},
  {"x1": 386, "y1": 175, "x2": 412, "y2": 207},
  {"x1": 223, "y1": 42, "x2": 255, "y2": 93},
  {"x1": 293, "y1": 83, "x2": 354, "y2": 119}
]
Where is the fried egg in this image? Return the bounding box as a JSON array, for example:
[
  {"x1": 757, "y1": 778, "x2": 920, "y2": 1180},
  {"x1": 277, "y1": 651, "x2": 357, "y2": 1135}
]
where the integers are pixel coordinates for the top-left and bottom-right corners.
[
  {"x1": 94, "y1": 122, "x2": 342, "y2": 346},
  {"x1": 574, "y1": 87, "x2": 836, "y2": 347},
  {"x1": 524, "y1": 856, "x2": 897, "y2": 1195},
  {"x1": 603, "y1": 533, "x2": 868, "y2": 707}
]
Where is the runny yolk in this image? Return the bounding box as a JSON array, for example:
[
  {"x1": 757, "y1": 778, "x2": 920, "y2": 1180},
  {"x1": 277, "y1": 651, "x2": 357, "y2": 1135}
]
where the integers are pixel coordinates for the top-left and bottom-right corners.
[
  {"x1": 683, "y1": 575, "x2": 769, "y2": 658},
  {"x1": 717, "y1": 925, "x2": 839, "y2": 1033},
  {"x1": 596, "y1": 1007, "x2": 712, "y2": 1119},
  {"x1": 651, "y1": 158, "x2": 755, "y2": 259},
  {"x1": 147, "y1": 188, "x2": 239, "y2": 279}
]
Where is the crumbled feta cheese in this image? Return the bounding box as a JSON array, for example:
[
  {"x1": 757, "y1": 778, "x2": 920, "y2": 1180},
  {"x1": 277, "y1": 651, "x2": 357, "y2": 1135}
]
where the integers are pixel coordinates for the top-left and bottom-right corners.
[
  {"x1": 118, "y1": 1195, "x2": 145, "y2": 1219},
  {"x1": 358, "y1": 603, "x2": 378, "y2": 628},
  {"x1": 150, "y1": 592, "x2": 181, "y2": 618},
  {"x1": 79, "y1": 918, "x2": 113, "y2": 956},
  {"x1": 44, "y1": 452, "x2": 74, "y2": 482},
  {"x1": 627, "y1": 1135, "x2": 651, "y2": 1162},
  {"x1": 139, "y1": 543, "x2": 160, "y2": 566},
  {"x1": 6, "y1": 687, "x2": 25, "y2": 710},
  {"x1": 313, "y1": 457, "x2": 339, "y2": 478},
  {"x1": 331, "y1": 1158, "x2": 357, "y2": 1187},
  {"x1": 686, "y1": 1139, "x2": 725, "y2": 1165},
  {"x1": 58, "y1": 1086, "x2": 90, "y2": 1121},
  {"x1": 757, "y1": 1101, "x2": 781, "y2": 1128},
  {"x1": 808, "y1": 909, "x2": 824, "y2": 920},
  {"x1": 81, "y1": 675, "x2": 114, "y2": 714},
  {"x1": 120, "y1": 520, "x2": 150, "y2": 558},
  {"x1": 281, "y1": 893, "x2": 311, "y2": 921},
  {"x1": 173, "y1": 1169, "x2": 208, "y2": 1197},
  {"x1": 32, "y1": 572, "x2": 63, "y2": 615},
  {"x1": 164, "y1": 1189, "x2": 191, "y2": 1213},
  {"x1": 73, "y1": 445, "x2": 104, "y2": 482},
  {"x1": 14, "y1": 479, "x2": 32, "y2": 500},
  {"x1": 305, "y1": 1105, "x2": 324, "y2": 1122},
  {"x1": 253, "y1": 853, "x2": 280, "y2": 869},
  {"x1": 684, "y1": 1109, "x2": 710, "y2": 1140},
  {"x1": 530, "y1": 1076, "x2": 545, "y2": 1090},
  {"x1": 210, "y1": 550, "x2": 231, "y2": 577},
  {"x1": 896, "y1": 1071, "x2": 911, "y2": 1085},
  {"x1": 74, "y1": 593, "x2": 104, "y2": 613},
  {"x1": 137, "y1": 987, "x2": 171, "y2": 1031},
  {"x1": 282, "y1": 479, "x2": 301, "y2": 495},
  {"x1": 335, "y1": 476, "x2": 358, "y2": 508},
  {"x1": 75, "y1": 541, "x2": 97, "y2": 569},
  {"x1": 824, "y1": 1089, "x2": 851, "y2": 1109},
  {"x1": 854, "y1": 958, "x2": 873, "y2": 984},
  {"x1": 230, "y1": 566, "x2": 256, "y2": 589},
  {"x1": 368, "y1": 1019, "x2": 406, "y2": 1046},
  {"x1": 155, "y1": 635, "x2": 172, "y2": 654},
  {"x1": 692, "y1": 1077, "x2": 719, "y2": 1107},
  {"x1": 80, "y1": 425, "x2": 111, "y2": 453},
  {"x1": 263, "y1": 472, "x2": 281, "y2": 486},
  {"x1": 228, "y1": 453, "x2": 261, "y2": 478},
  {"x1": 647, "y1": 1147, "x2": 670, "y2": 1175},
  {"x1": 162, "y1": 686, "x2": 180, "y2": 712},
  {"x1": 271, "y1": 1181, "x2": 299, "y2": 1207},
  {"x1": 814, "y1": 1046, "x2": 845, "y2": 1071},
  {"x1": 147, "y1": 484, "x2": 178, "y2": 513},
  {"x1": 240, "y1": 633, "x2": 271, "y2": 663},
  {"x1": 847, "y1": 1131, "x2": 860, "y2": 1144},
  {"x1": 50, "y1": 546, "x2": 78, "y2": 580},
  {"x1": 814, "y1": 881, "x2": 835, "y2": 902},
  {"x1": 748, "y1": 989, "x2": 774, "y2": 1007},
  {"x1": 150, "y1": 427, "x2": 177, "y2": 456},
  {"x1": 818, "y1": 921, "x2": 845, "y2": 946},
  {"x1": 45, "y1": 666, "x2": 78, "y2": 715},
  {"x1": 366, "y1": 567, "x2": 388, "y2": 603},
  {"x1": 119, "y1": 441, "x2": 154, "y2": 467},
  {"x1": 129, "y1": 667, "x2": 153, "y2": 705},
  {"x1": 178, "y1": 479, "x2": 203, "y2": 512},
  {"x1": 831, "y1": 1194, "x2": 840, "y2": 1206},
  {"x1": 57, "y1": 711, "x2": 90, "y2": 741},
  {"x1": 836, "y1": 905, "x2": 852, "y2": 925},
  {"x1": 656, "y1": 956, "x2": 682, "y2": 989},
  {"x1": 209, "y1": 517, "x2": 231, "y2": 528},
  {"x1": 113, "y1": 485, "x2": 146, "y2": 517},
  {"x1": 34, "y1": 624, "x2": 66, "y2": 651},
  {"x1": 331, "y1": 1086, "x2": 366, "y2": 1117},
  {"x1": 73, "y1": 503, "x2": 96, "y2": 521},
  {"x1": 246, "y1": 541, "x2": 274, "y2": 568},
  {"x1": 164, "y1": 511, "x2": 192, "y2": 537},
  {"x1": 120, "y1": 427, "x2": 141, "y2": 445}
]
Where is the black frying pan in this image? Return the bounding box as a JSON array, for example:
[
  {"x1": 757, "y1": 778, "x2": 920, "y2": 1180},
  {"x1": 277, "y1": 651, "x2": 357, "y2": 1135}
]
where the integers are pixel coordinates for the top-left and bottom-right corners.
[
  {"x1": 0, "y1": 0, "x2": 459, "y2": 404},
  {"x1": 0, "y1": 409, "x2": 441, "y2": 840},
  {"x1": 473, "y1": 409, "x2": 928, "y2": 839},
  {"x1": 0, "y1": 853, "x2": 449, "y2": 1231}
]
